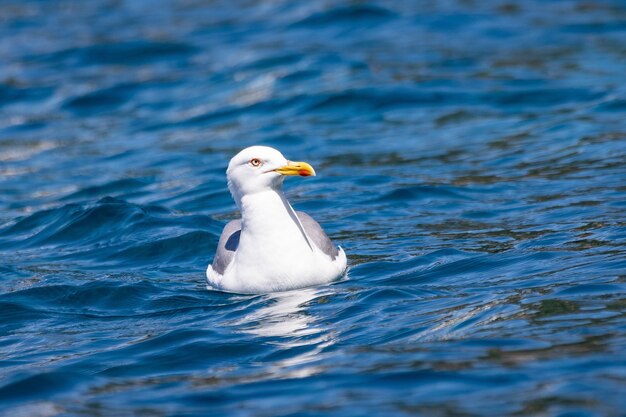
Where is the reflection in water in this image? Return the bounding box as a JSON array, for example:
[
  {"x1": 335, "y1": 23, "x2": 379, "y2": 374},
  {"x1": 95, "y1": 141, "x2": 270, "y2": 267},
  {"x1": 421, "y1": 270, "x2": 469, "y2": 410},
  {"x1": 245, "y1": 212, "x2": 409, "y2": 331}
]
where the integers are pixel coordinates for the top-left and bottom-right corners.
[{"x1": 235, "y1": 287, "x2": 337, "y2": 374}]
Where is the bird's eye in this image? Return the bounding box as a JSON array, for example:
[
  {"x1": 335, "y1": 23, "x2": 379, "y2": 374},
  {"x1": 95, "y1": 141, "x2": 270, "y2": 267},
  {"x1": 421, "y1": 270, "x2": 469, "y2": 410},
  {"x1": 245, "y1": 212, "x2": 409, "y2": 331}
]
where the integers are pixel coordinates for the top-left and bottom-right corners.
[{"x1": 249, "y1": 158, "x2": 262, "y2": 167}]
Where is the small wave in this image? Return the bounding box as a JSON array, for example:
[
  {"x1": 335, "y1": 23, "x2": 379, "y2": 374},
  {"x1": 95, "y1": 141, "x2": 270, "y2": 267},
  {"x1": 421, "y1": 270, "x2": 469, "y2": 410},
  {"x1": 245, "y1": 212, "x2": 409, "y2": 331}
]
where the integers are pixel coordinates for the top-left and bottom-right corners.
[
  {"x1": 0, "y1": 371, "x2": 83, "y2": 404},
  {"x1": 0, "y1": 83, "x2": 53, "y2": 106},
  {"x1": 60, "y1": 179, "x2": 149, "y2": 202},
  {"x1": 61, "y1": 79, "x2": 181, "y2": 115},
  {"x1": 561, "y1": 21, "x2": 626, "y2": 34},
  {"x1": 236, "y1": 53, "x2": 303, "y2": 72},
  {"x1": 102, "y1": 230, "x2": 214, "y2": 268},
  {"x1": 31, "y1": 40, "x2": 197, "y2": 66},
  {"x1": 306, "y1": 88, "x2": 466, "y2": 113},
  {"x1": 20, "y1": 198, "x2": 147, "y2": 247},
  {"x1": 305, "y1": 87, "x2": 604, "y2": 115},
  {"x1": 291, "y1": 5, "x2": 396, "y2": 28},
  {"x1": 0, "y1": 197, "x2": 219, "y2": 270},
  {"x1": 375, "y1": 185, "x2": 472, "y2": 203},
  {"x1": 0, "y1": 281, "x2": 160, "y2": 314}
]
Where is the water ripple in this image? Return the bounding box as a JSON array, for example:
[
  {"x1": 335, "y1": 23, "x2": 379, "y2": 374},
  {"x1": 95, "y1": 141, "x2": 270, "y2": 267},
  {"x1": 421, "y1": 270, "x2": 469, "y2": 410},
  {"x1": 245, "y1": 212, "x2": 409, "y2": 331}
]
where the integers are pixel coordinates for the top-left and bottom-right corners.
[{"x1": 1, "y1": 0, "x2": 625, "y2": 416}]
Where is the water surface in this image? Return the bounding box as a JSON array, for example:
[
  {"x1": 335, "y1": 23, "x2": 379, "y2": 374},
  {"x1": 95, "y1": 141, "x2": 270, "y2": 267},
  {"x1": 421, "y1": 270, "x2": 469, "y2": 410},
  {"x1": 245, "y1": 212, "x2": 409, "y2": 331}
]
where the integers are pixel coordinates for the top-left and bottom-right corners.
[{"x1": 1, "y1": 1, "x2": 626, "y2": 416}]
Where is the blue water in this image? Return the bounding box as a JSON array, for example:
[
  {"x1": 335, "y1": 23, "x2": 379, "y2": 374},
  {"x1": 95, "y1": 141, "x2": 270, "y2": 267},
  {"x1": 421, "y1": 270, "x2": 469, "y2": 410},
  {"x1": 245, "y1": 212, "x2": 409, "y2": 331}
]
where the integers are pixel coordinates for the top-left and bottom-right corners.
[{"x1": 1, "y1": 1, "x2": 626, "y2": 415}]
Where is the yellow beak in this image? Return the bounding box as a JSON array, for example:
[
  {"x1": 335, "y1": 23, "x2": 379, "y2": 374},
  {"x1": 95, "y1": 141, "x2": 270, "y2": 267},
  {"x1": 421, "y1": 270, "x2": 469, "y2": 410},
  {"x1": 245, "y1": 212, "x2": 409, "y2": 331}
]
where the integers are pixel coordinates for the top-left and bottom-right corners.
[{"x1": 273, "y1": 161, "x2": 316, "y2": 177}]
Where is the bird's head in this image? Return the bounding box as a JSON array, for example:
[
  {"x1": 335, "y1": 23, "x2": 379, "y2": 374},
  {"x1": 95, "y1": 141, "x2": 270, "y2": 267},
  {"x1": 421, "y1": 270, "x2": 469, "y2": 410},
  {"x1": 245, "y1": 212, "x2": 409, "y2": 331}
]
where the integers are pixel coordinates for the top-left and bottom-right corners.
[{"x1": 226, "y1": 146, "x2": 316, "y2": 205}]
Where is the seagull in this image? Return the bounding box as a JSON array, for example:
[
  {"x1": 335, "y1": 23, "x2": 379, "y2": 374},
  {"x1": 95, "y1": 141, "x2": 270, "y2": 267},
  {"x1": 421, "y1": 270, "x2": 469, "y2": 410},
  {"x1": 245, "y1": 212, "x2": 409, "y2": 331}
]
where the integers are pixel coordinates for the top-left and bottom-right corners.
[{"x1": 206, "y1": 146, "x2": 347, "y2": 294}]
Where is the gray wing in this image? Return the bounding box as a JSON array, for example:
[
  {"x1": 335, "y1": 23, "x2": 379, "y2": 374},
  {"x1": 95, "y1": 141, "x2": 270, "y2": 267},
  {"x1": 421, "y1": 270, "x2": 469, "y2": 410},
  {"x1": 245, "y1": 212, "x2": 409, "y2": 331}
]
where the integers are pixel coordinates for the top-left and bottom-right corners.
[
  {"x1": 296, "y1": 211, "x2": 339, "y2": 260},
  {"x1": 211, "y1": 219, "x2": 241, "y2": 275}
]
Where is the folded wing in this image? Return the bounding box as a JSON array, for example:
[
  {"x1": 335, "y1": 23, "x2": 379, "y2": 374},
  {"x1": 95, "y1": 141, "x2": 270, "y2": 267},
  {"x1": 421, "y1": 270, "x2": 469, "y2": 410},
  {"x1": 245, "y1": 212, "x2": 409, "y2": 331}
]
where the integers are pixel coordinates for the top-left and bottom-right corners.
[
  {"x1": 296, "y1": 211, "x2": 339, "y2": 260},
  {"x1": 211, "y1": 219, "x2": 241, "y2": 275}
]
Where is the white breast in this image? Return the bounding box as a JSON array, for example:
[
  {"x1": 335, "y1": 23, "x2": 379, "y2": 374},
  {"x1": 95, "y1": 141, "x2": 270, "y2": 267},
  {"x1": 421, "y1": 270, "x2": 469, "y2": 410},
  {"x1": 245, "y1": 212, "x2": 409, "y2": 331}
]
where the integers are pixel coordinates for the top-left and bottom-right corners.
[{"x1": 209, "y1": 190, "x2": 346, "y2": 293}]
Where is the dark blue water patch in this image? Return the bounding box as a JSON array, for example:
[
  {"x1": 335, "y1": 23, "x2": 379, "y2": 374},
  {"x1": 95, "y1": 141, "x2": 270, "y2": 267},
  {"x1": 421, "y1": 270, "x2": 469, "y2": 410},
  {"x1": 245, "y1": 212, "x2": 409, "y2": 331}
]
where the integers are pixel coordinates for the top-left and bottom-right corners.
[
  {"x1": 594, "y1": 97, "x2": 626, "y2": 112},
  {"x1": 562, "y1": 21, "x2": 626, "y2": 33},
  {"x1": 99, "y1": 230, "x2": 214, "y2": 269},
  {"x1": 0, "y1": 198, "x2": 219, "y2": 267},
  {"x1": 30, "y1": 39, "x2": 198, "y2": 67},
  {"x1": 555, "y1": 283, "x2": 626, "y2": 296},
  {"x1": 303, "y1": 87, "x2": 605, "y2": 117},
  {"x1": 279, "y1": 69, "x2": 322, "y2": 84},
  {"x1": 416, "y1": 12, "x2": 487, "y2": 32},
  {"x1": 11, "y1": 199, "x2": 147, "y2": 247},
  {"x1": 0, "y1": 280, "x2": 161, "y2": 313},
  {"x1": 0, "y1": 119, "x2": 47, "y2": 133},
  {"x1": 0, "y1": 264, "x2": 29, "y2": 280},
  {"x1": 290, "y1": 5, "x2": 397, "y2": 29},
  {"x1": 106, "y1": 340, "x2": 267, "y2": 377},
  {"x1": 236, "y1": 53, "x2": 304, "y2": 72},
  {"x1": 485, "y1": 88, "x2": 605, "y2": 108},
  {"x1": 372, "y1": 368, "x2": 525, "y2": 390},
  {"x1": 482, "y1": 27, "x2": 519, "y2": 39},
  {"x1": 352, "y1": 248, "x2": 469, "y2": 280},
  {"x1": 61, "y1": 79, "x2": 182, "y2": 115},
  {"x1": 375, "y1": 185, "x2": 473, "y2": 203},
  {"x1": 62, "y1": 86, "x2": 134, "y2": 114},
  {"x1": 0, "y1": 83, "x2": 54, "y2": 106},
  {"x1": 124, "y1": 329, "x2": 222, "y2": 356},
  {"x1": 437, "y1": 57, "x2": 477, "y2": 70},
  {"x1": 61, "y1": 179, "x2": 150, "y2": 202},
  {"x1": 0, "y1": 371, "x2": 84, "y2": 404},
  {"x1": 0, "y1": 302, "x2": 47, "y2": 328},
  {"x1": 0, "y1": 203, "x2": 83, "y2": 247},
  {"x1": 356, "y1": 288, "x2": 429, "y2": 306},
  {"x1": 144, "y1": 292, "x2": 237, "y2": 313},
  {"x1": 376, "y1": 251, "x2": 553, "y2": 288},
  {"x1": 306, "y1": 88, "x2": 470, "y2": 113}
]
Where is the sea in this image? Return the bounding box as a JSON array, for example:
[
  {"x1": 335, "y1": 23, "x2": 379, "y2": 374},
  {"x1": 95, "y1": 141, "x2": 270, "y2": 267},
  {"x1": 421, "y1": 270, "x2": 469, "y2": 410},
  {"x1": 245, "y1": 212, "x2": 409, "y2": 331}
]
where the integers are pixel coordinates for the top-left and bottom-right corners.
[{"x1": 1, "y1": 1, "x2": 625, "y2": 416}]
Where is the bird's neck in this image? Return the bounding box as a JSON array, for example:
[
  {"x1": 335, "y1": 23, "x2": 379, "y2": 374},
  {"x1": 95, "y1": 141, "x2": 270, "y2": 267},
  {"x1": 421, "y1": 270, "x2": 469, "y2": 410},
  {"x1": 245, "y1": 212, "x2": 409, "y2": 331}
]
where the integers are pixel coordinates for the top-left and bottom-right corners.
[{"x1": 239, "y1": 189, "x2": 312, "y2": 250}]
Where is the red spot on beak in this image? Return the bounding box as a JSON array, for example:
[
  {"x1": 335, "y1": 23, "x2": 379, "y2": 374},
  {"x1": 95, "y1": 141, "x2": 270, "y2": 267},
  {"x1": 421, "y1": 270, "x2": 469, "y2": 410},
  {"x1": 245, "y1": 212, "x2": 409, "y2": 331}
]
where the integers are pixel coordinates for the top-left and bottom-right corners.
[{"x1": 299, "y1": 170, "x2": 312, "y2": 176}]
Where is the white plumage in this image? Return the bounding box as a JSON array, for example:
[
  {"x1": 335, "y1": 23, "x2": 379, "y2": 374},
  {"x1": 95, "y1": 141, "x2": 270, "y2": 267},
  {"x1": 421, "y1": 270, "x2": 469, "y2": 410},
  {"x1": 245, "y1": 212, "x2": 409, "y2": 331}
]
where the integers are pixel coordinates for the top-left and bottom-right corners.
[{"x1": 207, "y1": 146, "x2": 347, "y2": 294}]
